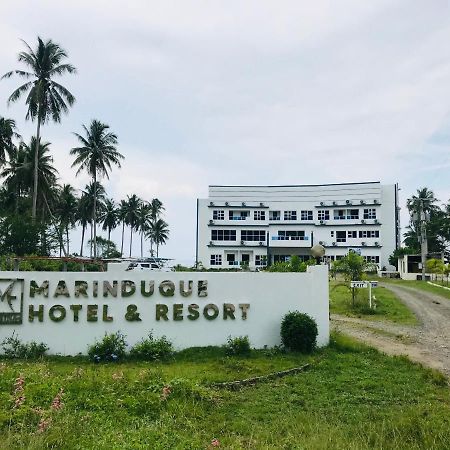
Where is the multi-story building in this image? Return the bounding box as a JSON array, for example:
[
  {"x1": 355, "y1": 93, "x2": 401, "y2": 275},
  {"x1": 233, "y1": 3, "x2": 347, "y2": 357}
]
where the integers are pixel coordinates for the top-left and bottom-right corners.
[{"x1": 196, "y1": 182, "x2": 400, "y2": 270}]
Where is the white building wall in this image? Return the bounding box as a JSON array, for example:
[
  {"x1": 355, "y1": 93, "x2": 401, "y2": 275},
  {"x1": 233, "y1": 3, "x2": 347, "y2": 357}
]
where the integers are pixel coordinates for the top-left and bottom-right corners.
[{"x1": 197, "y1": 182, "x2": 399, "y2": 270}]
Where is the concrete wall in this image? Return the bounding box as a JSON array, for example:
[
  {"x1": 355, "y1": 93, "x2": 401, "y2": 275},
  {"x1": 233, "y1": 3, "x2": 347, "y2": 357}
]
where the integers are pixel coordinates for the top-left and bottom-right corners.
[{"x1": 0, "y1": 266, "x2": 329, "y2": 355}]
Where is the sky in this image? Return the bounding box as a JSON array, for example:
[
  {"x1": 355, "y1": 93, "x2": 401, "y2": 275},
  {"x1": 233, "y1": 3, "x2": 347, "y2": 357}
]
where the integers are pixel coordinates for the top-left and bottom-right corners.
[{"x1": 1, "y1": 0, "x2": 450, "y2": 263}]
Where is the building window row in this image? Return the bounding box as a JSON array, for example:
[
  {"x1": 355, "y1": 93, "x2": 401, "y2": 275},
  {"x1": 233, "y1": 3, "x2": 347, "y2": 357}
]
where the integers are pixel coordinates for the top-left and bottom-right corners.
[
  {"x1": 241, "y1": 230, "x2": 266, "y2": 241},
  {"x1": 213, "y1": 208, "x2": 378, "y2": 222},
  {"x1": 211, "y1": 230, "x2": 266, "y2": 242},
  {"x1": 330, "y1": 230, "x2": 380, "y2": 241},
  {"x1": 274, "y1": 230, "x2": 306, "y2": 241}
]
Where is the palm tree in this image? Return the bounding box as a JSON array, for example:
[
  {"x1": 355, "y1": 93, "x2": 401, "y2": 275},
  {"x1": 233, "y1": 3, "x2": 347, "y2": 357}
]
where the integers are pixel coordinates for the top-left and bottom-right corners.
[
  {"x1": 123, "y1": 194, "x2": 141, "y2": 257},
  {"x1": 118, "y1": 199, "x2": 128, "y2": 257},
  {"x1": 0, "y1": 116, "x2": 20, "y2": 166},
  {"x1": 77, "y1": 192, "x2": 91, "y2": 256},
  {"x1": 148, "y1": 198, "x2": 164, "y2": 255},
  {"x1": 136, "y1": 201, "x2": 152, "y2": 258},
  {"x1": 100, "y1": 198, "x2": 118, "y2": 255},
  {"x1": 70, "y1": 120, "x2": 123, "y2": 258},
  {"x1": 147, "y1": 218, "x2": 169, "y2": 257},
  {"x1": 2, "y1": 37, "x2": 76, "y2": 219},
  {"x1": 55, "y1": 184, "x2": 78, "y2": 255},
  {"x1": 78, "y1": 181, "x2": 106, "y2": 257},
  {"x1": 406, "y1": 187, "x2": 439, "y2": 218}
]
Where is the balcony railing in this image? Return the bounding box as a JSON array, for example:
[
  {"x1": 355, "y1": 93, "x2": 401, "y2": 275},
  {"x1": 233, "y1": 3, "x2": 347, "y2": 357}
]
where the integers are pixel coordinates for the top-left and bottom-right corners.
[{"x1": 229, "y1": 216, "x2": 247, "y2": 221}]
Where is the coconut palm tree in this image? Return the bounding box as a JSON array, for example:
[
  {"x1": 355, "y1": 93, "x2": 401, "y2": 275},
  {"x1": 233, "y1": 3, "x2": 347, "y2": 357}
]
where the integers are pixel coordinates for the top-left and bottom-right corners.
[
  {"x1": 78, "y1": 181, "x2": 106, "y2": 257},
  {"x1": 99, "y1": 198, "x2": 118, "y2": 255},
  {"x1": 0, "y1": 116, "x2": 20, "y2": 166},
  {"x1": 2, "y1": 37, "x2": 76, "y2": 218},
  {"x1": 147, "y1": 218, "x2": 169, "y2": 257},
  {"x1": 118, "y1": 199, "x2": 128, "y2": 257},
  {"x1": 406, "y1": 187, "x2": 439, "y2": 217},
  {"x1": 70, "y1": 120, "x2": 123, "y2": 258},
  {"x1": 136, "y1": 201, "x2": 152, "y2": 258},
  {"x1": 148, "y1": 198, "x2": 164, "y2": 255},
  {"x1": 55, "y1": 184, "x2": 78, "y2": 255},
  {"x1": 77, "y1": 192, "x2": 91, "y2": 257},
  {"x1": 124, "y1": 194, "x2": 141, "y2": 257}
]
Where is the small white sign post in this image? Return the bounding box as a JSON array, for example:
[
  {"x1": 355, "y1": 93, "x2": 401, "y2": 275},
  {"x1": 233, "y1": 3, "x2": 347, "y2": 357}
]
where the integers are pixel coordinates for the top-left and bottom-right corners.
[{"x1": 351, "y1": 281, "x2": 378, "y2": 308}]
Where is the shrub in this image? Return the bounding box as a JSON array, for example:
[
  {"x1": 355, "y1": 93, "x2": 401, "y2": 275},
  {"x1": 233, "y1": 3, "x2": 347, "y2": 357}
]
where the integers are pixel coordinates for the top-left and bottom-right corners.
[
  {"x1": 88, "y1": 331, "x2": 127, "y2": 362},
  {"x1": 280, "y1": 312, "x2": 318, "y2": 353},
  {"x1": 129, "y1": 332, "x2": 174, "y2": 361},
  {"x1": 224, "y1": 335, "x2": 251, "y2": 356},
  {"x1": 1, "y1": 332, "x2": 49, "y2": 359}
]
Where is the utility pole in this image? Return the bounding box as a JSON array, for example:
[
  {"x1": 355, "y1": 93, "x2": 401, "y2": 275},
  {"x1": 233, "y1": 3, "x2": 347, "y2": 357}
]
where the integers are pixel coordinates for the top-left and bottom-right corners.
[{"x1": 418, "y1": 200, "x2": 429, "y2": 281}]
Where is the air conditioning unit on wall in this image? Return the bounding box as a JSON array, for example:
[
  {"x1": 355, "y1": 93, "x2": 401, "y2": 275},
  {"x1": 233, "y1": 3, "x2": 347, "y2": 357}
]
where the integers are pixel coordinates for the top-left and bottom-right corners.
[{"x1": 332, "y1": 242, "x2": 337, "y2": 246}]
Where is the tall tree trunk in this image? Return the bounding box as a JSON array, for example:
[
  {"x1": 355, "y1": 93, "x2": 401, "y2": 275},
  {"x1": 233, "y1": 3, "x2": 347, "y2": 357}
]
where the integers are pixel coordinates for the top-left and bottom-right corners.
[
  {"x1": 93, "y1": 174, "x2": 97, "y2": 258},
  {"x1": 108, "y1": 228, "x2": 111, "y2": 256},
  {"x1": 121, "y1": 221, "x2": 125, "y2": 257},
  {"x1": 32, "y1": 116, "x2": 41, "y2": 220},
  {"x1": 156, "y1": 244, "x2": 159, "y2": 258},
  {"x1": 90, "y1": 223, "x2": 93, "y2": 258},
  {"x1": 129, "y1": 227, "x2": 133, "y2": 258},
  {"x1": 66, "y1": 225, "x2": 69, "y2": 255},
  {"x1": 140, "y1": 231, "x2": 143, "y2": 258},
  {"x1": 80, "y1": 224, "x2": 86, "y2": 256}
]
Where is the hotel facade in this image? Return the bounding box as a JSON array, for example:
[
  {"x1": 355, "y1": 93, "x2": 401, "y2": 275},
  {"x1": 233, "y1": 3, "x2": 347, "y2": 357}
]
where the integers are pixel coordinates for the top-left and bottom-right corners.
[{"x1": 196, "y1": 182, "x2": 400, "y2": 270}]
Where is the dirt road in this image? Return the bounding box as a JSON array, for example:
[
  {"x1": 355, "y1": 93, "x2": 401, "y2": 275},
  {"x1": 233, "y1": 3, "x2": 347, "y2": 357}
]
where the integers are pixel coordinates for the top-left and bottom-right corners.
[{"x1": 332, "y1": 283, "x2": 450, "y2": 376}]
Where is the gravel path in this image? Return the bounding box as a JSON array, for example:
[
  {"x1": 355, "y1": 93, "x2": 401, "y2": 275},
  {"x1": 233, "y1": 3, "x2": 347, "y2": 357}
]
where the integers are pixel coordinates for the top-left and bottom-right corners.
[{"x1": 332, "y1": 283, "x2": 450, "y2": 377}]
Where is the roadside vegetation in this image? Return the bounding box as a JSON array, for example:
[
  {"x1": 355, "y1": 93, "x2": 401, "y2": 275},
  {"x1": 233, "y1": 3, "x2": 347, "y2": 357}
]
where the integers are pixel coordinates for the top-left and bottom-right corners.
[
  {"x1": 377, "y1": 277, "x2": 450, "y2": 301},
  {"x1": 329, "y1": 281, "x2": 418, "y2": 325},
  {"x1": 0, "y1": 333, "x2": 449, "y2": 449}
]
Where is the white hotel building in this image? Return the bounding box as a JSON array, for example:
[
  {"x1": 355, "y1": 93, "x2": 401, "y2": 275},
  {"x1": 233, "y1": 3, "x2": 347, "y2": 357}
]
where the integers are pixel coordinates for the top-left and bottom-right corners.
[{"x1": 196, "y1": 182, "x2": 400, "y2": 270}]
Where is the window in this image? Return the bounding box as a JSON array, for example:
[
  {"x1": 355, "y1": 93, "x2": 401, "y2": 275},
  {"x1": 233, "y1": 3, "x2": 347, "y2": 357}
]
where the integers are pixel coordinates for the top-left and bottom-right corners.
[
  {"x1": 241, "y1": 254, "x2": 250, "y2": 264},
  {"x1": 254, "y1": 210, "x2": 266, "y2": 221},
  {"x1": 211, "y1": 230, "x2": 236, "y2": 241},
  {"x1": 359, "y1": 230, "x2": 380, "y2": 238},
  {"x1": 241, "y1": 230, "x2": 266, "y2": 241},
  {"x1": 212, "y1": 210, "x2": 224, "y2": 220},
  {"x1": 210, "y1": 254, "x2": 222, "y2": 266},
  {"x1": 336, "y1": 255, "x2": 344, "y2": 260},
  {"x1": 229, "y1": 210, "x2": 249, "y2": 220},
  {"x1": 336, "y1": 231, "x2": 346, "y2": 242},
  {"x1": 276, "y1": 230, "x2": 306, "y2": 240},
  {"x1": 255, "y1": 255, "x2": 267, "y2": 266},
  {"x1": 284, "y1": 210, "x2": 297, "y2": 220},
  {"x1": 363, "y1": 208, "x2": 377, "y2": 219},
  {"x1": 346, "y1": 209, "x2": 359, "y2": 219},
  {"x1": 347, "y1": 231, "x2": 357, "y2": 239},
  {"x1": 318, "y1": 210, "x2": 330, "y2": 221},
  {"x1": 274, "y1": 255, "x2": 290, "y2": 263},
  {"x1": 269, "y1": 210, "x2": 280, "y2": 221},
  {"x1": 301, "y1": 210, "x2": 313, "y2": 221},
  {"x1": 364, "y1": 256, "x2": 380, "y2": 263},
  {"x1": 227, "y1": 254, "x2": 238, "y2": 266},
  {"x1": 334, "y1": 209, "x2": 346, "y2": 220}
]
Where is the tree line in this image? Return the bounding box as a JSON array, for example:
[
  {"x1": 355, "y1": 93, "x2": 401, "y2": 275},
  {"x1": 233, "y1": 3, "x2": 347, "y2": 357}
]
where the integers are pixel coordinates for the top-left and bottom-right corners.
[{"x1": 0, "y1": 37, "x2": 169, "y2": 258}]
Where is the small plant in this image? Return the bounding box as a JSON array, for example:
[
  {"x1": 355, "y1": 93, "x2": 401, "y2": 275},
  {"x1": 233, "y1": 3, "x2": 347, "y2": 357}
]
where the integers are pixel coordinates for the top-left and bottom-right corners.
[
  {"x1": 87, "y1": 331, "x2": 127, "y2": 362},
  {"x1": 224, "y1": 335, "x2": 251, "y2": 356},
  {"x1": 280, "y1": 312, "x2": 318, "y2": 353},
  {"x1": 1, "y1": 332, "x2": 48, "y2": 359},
  {"x1": 129, "y1": 332, "x2": 174, "y2": 361}
]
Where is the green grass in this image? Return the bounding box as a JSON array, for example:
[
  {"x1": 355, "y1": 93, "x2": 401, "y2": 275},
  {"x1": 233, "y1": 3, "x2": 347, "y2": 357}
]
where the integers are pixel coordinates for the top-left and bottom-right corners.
[
  {"x1": 377, "y1": 278, "x2": 450, "y2": 301},
  {"x1": 329, "y1": 281, "x2": 418, "y2": 325},
  {"x1": 1, "y1": 335, "x2": 449, "y2": 449}
]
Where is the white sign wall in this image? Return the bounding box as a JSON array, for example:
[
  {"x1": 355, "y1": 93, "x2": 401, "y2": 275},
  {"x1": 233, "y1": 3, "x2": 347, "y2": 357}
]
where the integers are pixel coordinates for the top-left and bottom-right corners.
[{"x1": 0, "y1": 266, "x2": 329, "y2": 355}]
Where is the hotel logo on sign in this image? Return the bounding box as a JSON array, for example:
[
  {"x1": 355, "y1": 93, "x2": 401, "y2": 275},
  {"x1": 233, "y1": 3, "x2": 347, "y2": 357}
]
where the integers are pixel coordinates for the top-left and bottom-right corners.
[{"x1": 0, "y1": 279, "x2": 24, "y2": 325}]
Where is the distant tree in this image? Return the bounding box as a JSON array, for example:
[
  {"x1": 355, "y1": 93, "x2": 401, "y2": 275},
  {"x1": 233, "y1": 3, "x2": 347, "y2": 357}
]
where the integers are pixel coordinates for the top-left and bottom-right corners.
[
  {"x1": 99, "y1": 198, "x2": 118, "y2": 256},
  {"x1": 0, "y1": 116, "x2": 20, "y2": 166},
  {"x1": 136, "y1": 201, "x2": 151, "y2": 258},
  {"x1": 55, "y1": 184, "x2": 78, "y2": 255},
  {"x1": 71, "y1": 120, "x2": 123, "y2": 258},
  {"x1": 148, "y1": 218, "x2": 169, "y2": 257},
  {"x1": 332, "y1": 252, "x2": 376, "y2": 306},
  {"x1": 2, "y1": 37, "x2": 76, "y2": 218},
  {"x1": 87, "y1": 236, "x2": 120, "y2": 258},
  {"x1": 123, "y1": 194, "x2": 141, "y2": 257}
]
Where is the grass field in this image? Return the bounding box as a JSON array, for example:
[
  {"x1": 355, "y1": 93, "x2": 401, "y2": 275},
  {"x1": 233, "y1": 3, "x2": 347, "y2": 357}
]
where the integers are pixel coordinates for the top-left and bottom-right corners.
[
  {"x1": 1, "y1": 334, "x2": 449, "y2": 450},
  {"x1": 329, "y1": 281, "x2": 418, "y2": 325},
  {"x1": 377, "y1": 278, "x2": 450, "y2": 301}
]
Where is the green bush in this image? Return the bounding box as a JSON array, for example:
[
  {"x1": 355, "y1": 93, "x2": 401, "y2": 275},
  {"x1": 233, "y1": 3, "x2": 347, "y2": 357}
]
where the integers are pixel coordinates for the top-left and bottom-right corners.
[
  {"x1": 87, "y1": 331, "x2": 127, "y2": 361},
  {"x1": 1, "y1": 332, "x2": 49, "y2": 359},
  {"x1": 129, "y1": 332, "x2": 174, "y2": 361},
  {"x1": 280, "y1": 311, "x2": 318, "y2": 353},
  {"x1": 224, "y1": 335, "x2": 251, "y2": 356}
]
